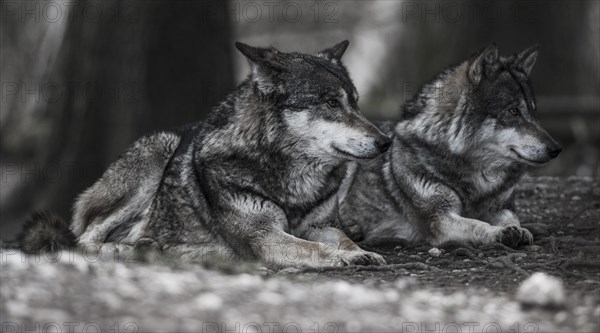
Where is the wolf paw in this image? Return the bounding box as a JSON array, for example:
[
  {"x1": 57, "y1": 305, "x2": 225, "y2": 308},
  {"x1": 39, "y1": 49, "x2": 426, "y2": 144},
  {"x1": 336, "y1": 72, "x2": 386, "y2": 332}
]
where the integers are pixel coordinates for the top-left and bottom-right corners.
[
  {"x1": 332, "y1": 250, "x2": 386, "y2": 266},
  {"x1": 497, "y1": 226, "x2": 534, "y2": 248},
  {"x1": 134, "y1": 237, "x2": 160, "y2": 251},
  {"x1": 520, "y1": 227, "x2": 534, "y2": 245},
  {"x1": 131, "y1": 238, "x2": 162, "y2": 262}
]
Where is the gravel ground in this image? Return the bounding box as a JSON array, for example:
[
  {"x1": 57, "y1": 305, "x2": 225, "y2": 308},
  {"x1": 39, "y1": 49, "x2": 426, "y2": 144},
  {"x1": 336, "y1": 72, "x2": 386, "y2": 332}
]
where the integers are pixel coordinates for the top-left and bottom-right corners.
[{"x1": 1, "y1": 177, "x2": 599, "y2": 332}]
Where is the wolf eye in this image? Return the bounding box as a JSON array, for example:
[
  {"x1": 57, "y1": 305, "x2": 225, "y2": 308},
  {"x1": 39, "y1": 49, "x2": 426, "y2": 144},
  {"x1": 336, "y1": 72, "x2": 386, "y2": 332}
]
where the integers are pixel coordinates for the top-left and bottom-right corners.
[
  {"x1": 327, "y1": 99, "x2": 339, "y2": 108},
  {"x1": 508, "y1": 108, "x2": 520, "y2": 116}
]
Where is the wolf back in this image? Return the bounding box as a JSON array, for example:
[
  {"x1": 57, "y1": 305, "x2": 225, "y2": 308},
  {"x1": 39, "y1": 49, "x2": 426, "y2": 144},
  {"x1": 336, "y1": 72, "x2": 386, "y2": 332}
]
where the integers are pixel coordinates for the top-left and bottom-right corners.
[
  {"x1": 339, "y1": 44, "x2": 561, "y2": 247},
  {"x1": 19, "y1": 41, "x2": 392, "y2": 267}
]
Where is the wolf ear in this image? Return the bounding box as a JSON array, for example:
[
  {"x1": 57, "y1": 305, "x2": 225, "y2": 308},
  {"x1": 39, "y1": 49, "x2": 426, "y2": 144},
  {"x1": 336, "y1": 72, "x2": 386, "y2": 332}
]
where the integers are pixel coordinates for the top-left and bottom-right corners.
[
  {"x1": 514, "y1": 44, "x2": 540, "y2": 76},
  {"x1": 235, "y1": 42, "x2": 287, "y2": 70},
  {"x1": 236, "y1": 42, "x2": 286, "y2": 93},
  {"x1": 318, "y1": 40, "x2": 350, "y2": 62},
  {"x1": 468, "y1": 43, "x2": 499, "y2": 85}
]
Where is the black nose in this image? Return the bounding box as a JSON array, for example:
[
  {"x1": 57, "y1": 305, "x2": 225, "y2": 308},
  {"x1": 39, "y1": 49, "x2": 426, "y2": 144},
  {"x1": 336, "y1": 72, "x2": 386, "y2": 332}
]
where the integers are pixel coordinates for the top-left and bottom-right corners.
[
  {"x1": 547, "y1": 146, "x2": 562, "y2": 158},
  {"x1": 375, "y1": 136, "x2": 392, "y2": 153}
]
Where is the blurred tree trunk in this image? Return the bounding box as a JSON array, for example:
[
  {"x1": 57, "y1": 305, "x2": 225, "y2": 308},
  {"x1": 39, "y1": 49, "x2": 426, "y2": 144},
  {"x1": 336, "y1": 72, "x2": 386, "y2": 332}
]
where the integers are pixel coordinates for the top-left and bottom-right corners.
[
  {"x1": 366, "y1": 0, "x2": 598, "y2": 116},
  {"x1": 1, "y1": 0, "x2": 233, "y2": 240}
]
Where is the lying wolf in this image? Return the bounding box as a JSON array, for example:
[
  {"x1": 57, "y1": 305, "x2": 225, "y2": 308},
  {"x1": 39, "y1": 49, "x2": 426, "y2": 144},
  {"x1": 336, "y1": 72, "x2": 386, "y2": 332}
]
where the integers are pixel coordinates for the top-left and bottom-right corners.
[
  {"x1": 339, "y1": 44, "x2": 561, "y2": 247},
  {"x1": 20, "y1": 41, "x2": 392, "y2": 267}
]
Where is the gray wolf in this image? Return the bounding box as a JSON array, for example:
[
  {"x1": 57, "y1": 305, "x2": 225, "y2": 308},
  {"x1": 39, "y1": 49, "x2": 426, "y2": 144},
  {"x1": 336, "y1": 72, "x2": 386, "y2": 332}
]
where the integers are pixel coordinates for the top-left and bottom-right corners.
[
  {"x1": 19, "y1": 41, "x2": 391, "y2": 267},
  {"x1": 338, "y1": 44, "x2": 561, "y2": 247}
]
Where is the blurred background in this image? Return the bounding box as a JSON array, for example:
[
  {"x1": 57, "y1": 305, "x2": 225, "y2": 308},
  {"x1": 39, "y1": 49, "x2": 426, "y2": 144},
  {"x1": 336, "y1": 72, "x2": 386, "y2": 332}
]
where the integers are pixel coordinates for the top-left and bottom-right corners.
[{"x1": 1, "y1": 0, "x2": 599, "y2": 240}]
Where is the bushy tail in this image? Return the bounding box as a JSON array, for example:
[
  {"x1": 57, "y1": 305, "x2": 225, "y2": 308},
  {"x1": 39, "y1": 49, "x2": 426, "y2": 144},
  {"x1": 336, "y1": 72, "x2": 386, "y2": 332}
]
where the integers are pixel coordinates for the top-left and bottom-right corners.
[{"x1": 17, "y1": 210, "x2": 77, "y2": 254}]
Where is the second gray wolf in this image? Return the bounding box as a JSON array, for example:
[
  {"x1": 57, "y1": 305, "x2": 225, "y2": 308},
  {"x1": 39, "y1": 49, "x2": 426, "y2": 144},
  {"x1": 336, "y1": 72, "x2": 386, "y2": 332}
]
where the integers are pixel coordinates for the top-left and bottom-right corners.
[
  {"x1": 19, "y1": 41, "x2": 391, "y2": 267},
  {"x1": 338, "y1": 44, "x2": 561, "y2": 247}
]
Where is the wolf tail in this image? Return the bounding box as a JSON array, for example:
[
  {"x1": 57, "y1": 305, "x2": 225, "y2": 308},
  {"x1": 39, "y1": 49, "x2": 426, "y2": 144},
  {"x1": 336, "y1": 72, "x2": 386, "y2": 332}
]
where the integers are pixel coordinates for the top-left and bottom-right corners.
[{"x1": 18, "y1": 210, "x2": 77, "y2": 254}]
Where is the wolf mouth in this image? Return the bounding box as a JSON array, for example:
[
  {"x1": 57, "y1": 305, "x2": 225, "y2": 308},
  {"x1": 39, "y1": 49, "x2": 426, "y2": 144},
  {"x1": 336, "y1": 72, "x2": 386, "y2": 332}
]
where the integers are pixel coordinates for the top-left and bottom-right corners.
[
  {"x1": 510, "y1": 148, "x2": 548, "y2": 166},
  {"x1": 332, "y1": 146, "x2": 374, "y2": 160}
]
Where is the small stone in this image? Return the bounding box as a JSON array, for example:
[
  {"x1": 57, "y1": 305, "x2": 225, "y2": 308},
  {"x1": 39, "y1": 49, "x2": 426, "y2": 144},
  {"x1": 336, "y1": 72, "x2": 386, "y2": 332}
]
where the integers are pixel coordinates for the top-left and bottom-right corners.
[
  {"x1": 332, "y1": 281, "x2": 352, "y2": 295},
  {"x1": 277, "y1": 267, "x2": 300, "y2": 274},
  {"x1": 572, "y1": 195, "x2": 581, "y2": 201},
  {"x1": 428, "y1": 247, "x2": 442, "y2": 257},
  {"x1": 395, "y1": 277, "x2": 417, "y2": 289},
  {"x1": 524, "y1": 245, "x2": 542, "y2": 252},
  {"x1": 555, "y1": 311, "x2": 568, "y2": 322},
  {"x1": 517, "y1": 272, "x2": 565, "y2": 308},
  {"x1": 257, "y1": 291, "x2": 284, "y2": 305},
  {"x1": 194, "y1": 293, "x2": 223, "y2": 311}
]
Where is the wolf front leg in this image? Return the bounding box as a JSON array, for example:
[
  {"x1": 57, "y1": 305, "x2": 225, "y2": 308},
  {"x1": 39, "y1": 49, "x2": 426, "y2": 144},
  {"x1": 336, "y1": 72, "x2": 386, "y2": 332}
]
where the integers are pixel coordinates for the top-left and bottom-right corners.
[
  {"x1": 294, "y1": 191, "x2": 386, "y2": 265},
  {"x1": 253, "y1": 229, "x2": 385, "y2": 267},
  {"x1": 487, "y1": 209, "x2": 520, "y2": 227},
  {"x1": 427, "y1": 212, "x2": 533, "y2": 247},
  {"x1": 483, "y1": 190, "x2": 533, "y2": 244},
  {"x1": 217, "y1": 192, "x2": 383, "y2": 267},
  {"x1": 408, "y1": 182, "x2": 532, "y2": 247},
  {"x1": 76, "y1": 242, "x2": 139, "y2": 262}
]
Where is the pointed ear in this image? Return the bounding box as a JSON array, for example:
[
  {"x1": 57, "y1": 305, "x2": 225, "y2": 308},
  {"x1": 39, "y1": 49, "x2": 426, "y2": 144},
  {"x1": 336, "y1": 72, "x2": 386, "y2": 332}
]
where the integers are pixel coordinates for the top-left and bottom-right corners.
[
  {"x1": 235, "y1": 42, "x2": 287, "y2": 71},
  {"x1": 515, "y1": 44, "x2": 540, "y2": 76},
  {"x1": 468, "y1": 43, "x2": 499, "y2": 85},
  {"x1": 235, "y1": 42, "x2": 285, "y2": 94},
  {"x1": 318, "y1": 40, "x2": 350, "y2": 62}
]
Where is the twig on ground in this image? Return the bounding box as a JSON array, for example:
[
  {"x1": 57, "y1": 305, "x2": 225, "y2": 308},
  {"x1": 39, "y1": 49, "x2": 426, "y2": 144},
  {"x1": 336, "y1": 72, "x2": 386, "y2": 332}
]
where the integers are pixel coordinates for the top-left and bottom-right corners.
[
  {"x1": 481, "y1": 242, "x2": 520, "y2": 253},
  {"x1": 566, "y1": 203, "x2": 600, "y2": 224},
  {"x1": 489, "y1": 253, "x2": 528, "y2": 275},
  {"x1": 449, "y1": 247, "x2": 480, "y2": 261},
  {"x1": 537, "y1": 236, "x2": 561, "y2": 254},
  {"x1": 291, "y1": 262, "x2": 440, "y2": 274},
  {"x1": 519, "y1": 262, "x2": 587, "y2": 280},
  {"x1": 569, "y1": 237, "x2": 600, "y2": 247},
  {"x1": 576, "y1": 246, "x2": 600, "y2": 254},
  {"x1": 560, "y1": 259, "x2": 600, "y2": 270},
  {"x1": 440, "y1": 241, "x2": 479, "y2": 253}
]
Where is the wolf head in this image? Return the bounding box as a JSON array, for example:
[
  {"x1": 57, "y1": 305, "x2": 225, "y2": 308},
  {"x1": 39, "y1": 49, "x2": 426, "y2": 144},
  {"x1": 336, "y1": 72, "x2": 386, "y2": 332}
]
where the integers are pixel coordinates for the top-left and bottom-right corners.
[
  {"x1": 235, "y1": 41, "x2": 391, "y2": 160},
  {"x1": 404, "y1": 43, "x2": 560, "y2": 167},
  {"x1": 465, "y1": 44, "x2": 561, "y2": 166}
]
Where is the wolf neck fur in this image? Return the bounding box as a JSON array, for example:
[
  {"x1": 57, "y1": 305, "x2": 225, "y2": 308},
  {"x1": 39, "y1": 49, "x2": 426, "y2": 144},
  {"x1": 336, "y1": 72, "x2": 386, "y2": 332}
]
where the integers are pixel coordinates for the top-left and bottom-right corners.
[
  {"x1": 394, "y1": 62, "x2": 520, "y2": 196},
  {"x1": 199, "y1": 78, "x2": 341, "y2": 203},
  {"x1": 398, "y1": 63, "x2": 475, "y2": 161},
  {"x1": 201, "y1": 80, "x2": 287, "y2": 153}
]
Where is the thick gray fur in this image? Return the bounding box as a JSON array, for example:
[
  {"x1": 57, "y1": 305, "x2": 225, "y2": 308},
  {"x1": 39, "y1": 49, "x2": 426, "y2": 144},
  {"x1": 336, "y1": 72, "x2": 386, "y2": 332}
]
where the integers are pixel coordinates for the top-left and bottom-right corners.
[
  {"x1": 22, "y1": 41, "x2": 393, "y2": 267},
  {"x1": 339, "y1": 44, "x2": 561, "y2": 247}
]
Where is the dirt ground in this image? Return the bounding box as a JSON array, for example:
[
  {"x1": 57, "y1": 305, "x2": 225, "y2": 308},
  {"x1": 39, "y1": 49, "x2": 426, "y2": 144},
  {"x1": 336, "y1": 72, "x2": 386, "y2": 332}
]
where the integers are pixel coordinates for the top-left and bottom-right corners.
[
  {"x1": 1, "y1": 177, "x2": 599, "y2": 332},
  {"x1": 302, "y1": 177, "x2": 600, "y2": 291}
]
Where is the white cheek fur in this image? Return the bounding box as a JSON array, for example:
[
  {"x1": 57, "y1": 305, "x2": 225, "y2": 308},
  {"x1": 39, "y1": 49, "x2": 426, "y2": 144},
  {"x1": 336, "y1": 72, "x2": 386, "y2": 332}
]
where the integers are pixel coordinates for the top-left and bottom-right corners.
[{"x1": 284, "y1": 112, "x2": 376, "y2": 157}]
